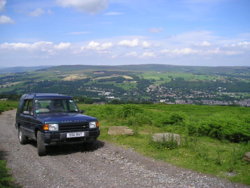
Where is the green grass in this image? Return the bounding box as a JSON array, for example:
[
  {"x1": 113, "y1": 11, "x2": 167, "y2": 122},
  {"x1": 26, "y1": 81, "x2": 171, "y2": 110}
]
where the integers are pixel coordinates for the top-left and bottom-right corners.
[
  {"x1": 0, "y1": 101, "x2": 18, "y2": 188},
  {"x1": 140, "y1": 72, "x2": 217, "y2": 82},
  {"x1": 0, "y1": 101, "x2": 18, "y2": 114},
  {"x1": 79, "y1": 103, "x2": 250, "y2": 185}
]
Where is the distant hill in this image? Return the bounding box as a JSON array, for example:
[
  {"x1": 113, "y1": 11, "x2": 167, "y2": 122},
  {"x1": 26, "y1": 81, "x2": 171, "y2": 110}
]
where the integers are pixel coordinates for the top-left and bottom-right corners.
[
  {"x1": 0, "y1": 64, "x2": 250, "y2": 106},
  {"x1": 0, "y1": 66, "x2": 51, "y2": 74},
  {"x1": 41, "y1": 64, "x2": 250, "y2": 76}
]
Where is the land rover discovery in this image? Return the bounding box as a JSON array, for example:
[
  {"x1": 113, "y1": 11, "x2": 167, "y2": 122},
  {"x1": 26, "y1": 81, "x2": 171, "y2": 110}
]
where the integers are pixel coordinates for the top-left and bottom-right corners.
[{"x1": 15, "y1": 93, "x2": 100, "y2": 156}]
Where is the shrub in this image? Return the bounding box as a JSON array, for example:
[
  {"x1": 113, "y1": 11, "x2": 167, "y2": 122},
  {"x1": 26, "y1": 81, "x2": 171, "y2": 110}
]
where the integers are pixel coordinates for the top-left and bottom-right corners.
[
  {"x1": 187, "y1": 117, "x2": 250, "y2": 142},
  {"x1": 157, "y1": 112, "x2": 187, "y2": 127},
  {"x1": 116, "y1": 104, "x2": 143, "y2": 118}
]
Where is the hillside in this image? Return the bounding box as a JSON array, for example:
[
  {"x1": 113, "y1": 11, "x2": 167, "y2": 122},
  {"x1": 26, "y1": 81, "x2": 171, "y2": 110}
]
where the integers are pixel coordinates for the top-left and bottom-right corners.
[{"x1": 0, "y1": 64, "x2": 250, "y2": 106}]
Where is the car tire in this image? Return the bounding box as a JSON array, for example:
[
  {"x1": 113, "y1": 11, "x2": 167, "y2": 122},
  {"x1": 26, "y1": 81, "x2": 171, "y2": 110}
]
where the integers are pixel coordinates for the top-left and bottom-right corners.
[
  {"x1": 18, "y1": 127, "x2": 28, "y2": 145},
  {"x1": 37, "y1": 131, "x2": 47, "y2": 156}
]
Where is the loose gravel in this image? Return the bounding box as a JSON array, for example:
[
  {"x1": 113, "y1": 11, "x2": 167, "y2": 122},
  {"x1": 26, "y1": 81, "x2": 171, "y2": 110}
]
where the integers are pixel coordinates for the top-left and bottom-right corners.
[{"x1": 0, "y1": 110, "x2": 249, "y2": 188}]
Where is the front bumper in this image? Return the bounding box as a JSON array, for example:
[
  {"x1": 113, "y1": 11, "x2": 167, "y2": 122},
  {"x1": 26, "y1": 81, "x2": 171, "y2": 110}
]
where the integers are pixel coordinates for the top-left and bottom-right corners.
[{"x1": 43, "y1": 129, "x2": 100, "y2": 145}]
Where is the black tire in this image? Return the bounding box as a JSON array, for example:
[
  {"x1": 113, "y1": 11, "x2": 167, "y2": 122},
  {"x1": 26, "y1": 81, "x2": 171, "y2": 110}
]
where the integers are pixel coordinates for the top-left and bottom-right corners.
[
  {"x1": 18, "y1": 127, "x2": 28, "y2": 145},
  {"x1": 37, "y1": 131, "x2": 47, "y2": 156}
]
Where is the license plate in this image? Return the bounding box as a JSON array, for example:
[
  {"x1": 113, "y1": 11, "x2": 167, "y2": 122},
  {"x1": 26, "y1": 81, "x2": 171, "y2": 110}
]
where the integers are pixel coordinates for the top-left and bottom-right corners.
[{"x1": 66, "y1": 132, "x2": 85, "y2": 138}]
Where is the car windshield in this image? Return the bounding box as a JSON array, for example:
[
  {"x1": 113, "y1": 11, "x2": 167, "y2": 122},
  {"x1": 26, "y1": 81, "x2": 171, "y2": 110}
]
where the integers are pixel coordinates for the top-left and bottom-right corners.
[{"x1": 34, "y1": 99, "x2": 79, "y2": 114}]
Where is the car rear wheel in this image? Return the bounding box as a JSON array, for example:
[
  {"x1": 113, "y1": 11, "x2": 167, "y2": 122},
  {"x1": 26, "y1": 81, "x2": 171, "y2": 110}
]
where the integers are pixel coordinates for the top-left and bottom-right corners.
[
  {"x1": 18, "y1": 127, "x2": 28, "y2": 145},
  {"x1": 37, "y1": 131, "x2": 47, "y2": 156}
]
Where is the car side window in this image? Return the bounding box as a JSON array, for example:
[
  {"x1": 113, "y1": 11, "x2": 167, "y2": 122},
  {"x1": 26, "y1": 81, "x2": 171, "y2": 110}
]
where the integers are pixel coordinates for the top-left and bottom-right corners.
[{"x1": 22, "y1": 100, "x2": 33, "y2": 115}]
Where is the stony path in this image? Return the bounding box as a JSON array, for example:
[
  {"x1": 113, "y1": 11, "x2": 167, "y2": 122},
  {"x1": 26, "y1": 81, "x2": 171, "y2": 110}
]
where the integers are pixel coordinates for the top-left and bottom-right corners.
[{"x1": 0, "y1": 110, "x2": 248, "y2": 188}]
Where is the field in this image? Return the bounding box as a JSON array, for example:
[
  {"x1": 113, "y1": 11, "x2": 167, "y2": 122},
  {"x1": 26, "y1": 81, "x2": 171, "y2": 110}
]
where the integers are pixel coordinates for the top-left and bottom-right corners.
[
  {"x1": 1, "y1": 64, "x2": 250, "y2": 105},
  {"x1": 79, "y1": 103, "x2": 250, "y2": 185},
  {"x1": 0, "y1": 100, "x2": 249, "y2": 185}
]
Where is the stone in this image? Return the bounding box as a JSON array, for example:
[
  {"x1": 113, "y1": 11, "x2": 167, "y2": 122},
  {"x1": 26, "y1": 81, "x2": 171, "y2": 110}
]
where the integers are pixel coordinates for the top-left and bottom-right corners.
[
  {"x1": 152, "y1": 132, "x2": 181, "y2": 145},
  {"x1": 243, "y1": 152, "x2": 250, "y2": 162},
  {"x1": 108, "y1": 126, "x2": 134, "y2": 136}
]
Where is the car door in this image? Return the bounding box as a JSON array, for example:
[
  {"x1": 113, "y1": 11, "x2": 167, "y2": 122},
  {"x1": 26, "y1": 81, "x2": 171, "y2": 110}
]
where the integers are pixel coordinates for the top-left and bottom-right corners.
[{"x1": 19, "y1": 99, "x2": 35, "y2": 138}]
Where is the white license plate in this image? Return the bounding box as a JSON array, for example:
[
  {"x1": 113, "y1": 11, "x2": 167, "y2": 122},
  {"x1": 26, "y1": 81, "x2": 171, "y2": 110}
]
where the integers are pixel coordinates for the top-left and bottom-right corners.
[{"x1": 66, "y1": 132, "x2": 85, "y2": 138}]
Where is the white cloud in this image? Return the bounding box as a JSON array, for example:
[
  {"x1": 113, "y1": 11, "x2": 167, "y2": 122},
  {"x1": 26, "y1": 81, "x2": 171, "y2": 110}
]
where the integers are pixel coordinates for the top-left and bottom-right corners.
[
  {"x1": 0, "y1": 32, "x2": 248, "y2": 66},
  {"x1": 118, "y1": 39, "x2": 139, "y2": 47},
  {"x1": 162, "y1": 48, "x2": 199, "y2": 55},
  {"x1": 29, "y1": 8, "x2": 45, "y2": 17},
  {"x1": 84, "y1": 41, "x2": 113, "y2": 51},
  {"x1": 56, "y1": 0, "x2": 108, "y2": 14},
  {"x1": 0, "y1": 41, "x2": 70, "y2": 53},
  {"x1": 54, "y1": 42, "x2": 71, "y2": 50},
  {"x1": 0, "y1": 15, "x2": 14, "y2": 24},
  {"x1": 161, "y1": 47, "x2": 242, "y2": 56},
  {"x1": 0, "y1": 0, "x2": 6, "y2": 11},
  {"x1": 230, "y1": 41, "x2": 250, "y2": 48},
  {"x1": 149, "y1": 28, "x2": 163, "y2": 33},
  {"x1": 142, "y1": 41, "x2": 151, "y2": 48},
  {"x1": 104, "y1": 11, "x2": 123, "y2": 16},
  {"x1": 199, "y1": 41, "x2": 211, "y2": 47},
  {"x1": 1, "y1": 42, "x2": 30, "y2": 49}
]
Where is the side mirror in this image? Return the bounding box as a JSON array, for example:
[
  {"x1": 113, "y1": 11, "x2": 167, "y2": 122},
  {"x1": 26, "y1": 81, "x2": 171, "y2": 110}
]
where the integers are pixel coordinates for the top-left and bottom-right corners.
[{"x1": 79, "y1": 110, "x2": 85, "y2": 114}]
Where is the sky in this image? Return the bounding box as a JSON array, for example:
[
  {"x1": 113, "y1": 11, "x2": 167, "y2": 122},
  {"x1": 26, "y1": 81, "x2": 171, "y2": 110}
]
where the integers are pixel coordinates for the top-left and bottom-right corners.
[{"x1": 0, "y1": 0, "x2": 250, "y2": 67}]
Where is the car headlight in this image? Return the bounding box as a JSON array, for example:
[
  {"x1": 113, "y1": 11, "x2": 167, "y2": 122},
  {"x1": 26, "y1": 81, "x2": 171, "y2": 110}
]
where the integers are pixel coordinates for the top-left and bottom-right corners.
[
  {"x1": 43, "y1": 124, "x2": 59, "y2": 131},
  {"x1": 89, "y1": 121, "x2": 97, "y2": 129},
  {"x1": 49, "y1": 124, "x2": 59, "y2": 131}
]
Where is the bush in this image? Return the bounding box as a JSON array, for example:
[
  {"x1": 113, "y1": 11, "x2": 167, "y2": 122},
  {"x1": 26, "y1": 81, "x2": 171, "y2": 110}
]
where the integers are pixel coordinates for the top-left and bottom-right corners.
[
  {"x1": 187, "y1": 117, "x2": 250, "y2": 142},
  {"x1": 116, "y1": 104, "x2": 143, "y2": 118}
]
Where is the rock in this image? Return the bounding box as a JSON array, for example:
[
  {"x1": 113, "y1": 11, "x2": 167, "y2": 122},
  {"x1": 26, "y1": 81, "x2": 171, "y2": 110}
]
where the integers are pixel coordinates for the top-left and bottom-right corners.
[
  {"x1": 108, "y1": 126, "x2": 134, "y2": 136},
  {"x1": 152, "y1": 132, "x2": 181, "y2": 145},
  {"x1": 243, "y1": 152, "x2": 250, "y2": 162}
]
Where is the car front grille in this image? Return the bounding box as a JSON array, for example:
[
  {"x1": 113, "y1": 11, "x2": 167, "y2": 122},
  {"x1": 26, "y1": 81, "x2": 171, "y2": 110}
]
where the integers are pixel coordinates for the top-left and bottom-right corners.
[{"x1": 59, "y1": 122, "x2": 89, "y2": 132}]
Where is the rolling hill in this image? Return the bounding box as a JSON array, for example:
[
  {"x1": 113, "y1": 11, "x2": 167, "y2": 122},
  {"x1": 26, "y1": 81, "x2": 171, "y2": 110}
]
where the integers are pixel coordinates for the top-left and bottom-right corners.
[{"x1": 0, "y1": 64, "x2": 250, "y2": 105}]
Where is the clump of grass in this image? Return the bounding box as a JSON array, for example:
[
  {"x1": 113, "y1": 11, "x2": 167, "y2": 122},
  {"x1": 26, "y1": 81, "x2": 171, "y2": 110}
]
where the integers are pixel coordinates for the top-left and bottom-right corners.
[
  {"x1": 0, "y1": 160, "x2": 15, "y2": 188},
  {"x1": 150, "y1": 136, "x2": 179, "y2": 150}
]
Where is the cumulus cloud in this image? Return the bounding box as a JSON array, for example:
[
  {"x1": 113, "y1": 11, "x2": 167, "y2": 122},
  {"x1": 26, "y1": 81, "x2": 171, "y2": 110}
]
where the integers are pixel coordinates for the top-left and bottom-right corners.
[
  {"x1": 29, "y1": 8, "x2": 45, "y2": 17},
  {"x1": 84, "y1": 41, "x2": 113, "y2": 51},
  {"x1": 142, "y1": 41, "x2": 151, "y2": 48},
  {"x1": 0, "y1": 0, "x2": 6, "y2": 11},
  {"x1": 0, "y1": 41, "x2": 72, "y2": 54},
  {"x1": 230, "y1": 41, "x2": 250, "y2": 48},
  {"x1": 0, "y1": 33, "x2": 248, "y2": 66},
  {"x1": 161, "y1": 48, "x2": 199, "y2": 55},
  {"x1": 118, "y1": 39, "x2": 139, "y2": 47},
  {"x1": 56, "y1": 0, "x2": 108, "y2": 14},
  {"x1": 54, "y1": 42, "x2": 71, "y2": 50},
  {"x1": 0, "y1": 15, "x2": 14, "y2": 24},
  {"x1": 199, "y1": 41, "x2": 211, "y2": 47}
]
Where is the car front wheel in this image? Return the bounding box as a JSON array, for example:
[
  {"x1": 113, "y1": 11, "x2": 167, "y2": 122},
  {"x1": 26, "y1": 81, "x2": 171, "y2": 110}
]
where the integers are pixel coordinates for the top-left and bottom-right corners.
[{"x1": 37, "y1": 131, "x2": 47, "y2": 156}]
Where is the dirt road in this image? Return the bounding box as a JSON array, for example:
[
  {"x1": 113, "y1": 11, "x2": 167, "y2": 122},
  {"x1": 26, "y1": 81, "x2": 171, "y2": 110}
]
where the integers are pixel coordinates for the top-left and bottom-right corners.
[{"x1": 0, "y1": 110, "x2": 248, "y2": 188}]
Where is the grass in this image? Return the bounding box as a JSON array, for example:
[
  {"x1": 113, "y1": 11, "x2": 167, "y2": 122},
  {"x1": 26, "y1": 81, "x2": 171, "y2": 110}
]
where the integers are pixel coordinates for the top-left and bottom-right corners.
[
  {"x1": 79, "y1": 103, "x2": 250, "y2": 185},
  {"x1": 0, "y1": 101, "x2": 18, "y2": 188}
]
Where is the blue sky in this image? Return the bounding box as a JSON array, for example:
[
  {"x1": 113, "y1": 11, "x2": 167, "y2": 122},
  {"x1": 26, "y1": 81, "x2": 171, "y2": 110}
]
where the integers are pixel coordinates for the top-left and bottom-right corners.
[{"x1": 0, "y1": 0, "x2": 250, "y2": 67}]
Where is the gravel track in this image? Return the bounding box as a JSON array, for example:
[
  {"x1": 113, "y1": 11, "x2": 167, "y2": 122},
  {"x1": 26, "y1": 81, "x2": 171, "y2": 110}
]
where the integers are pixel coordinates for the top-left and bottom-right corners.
[{"x1": 0, "y1": 110, "x2": 248, "y2": 188}]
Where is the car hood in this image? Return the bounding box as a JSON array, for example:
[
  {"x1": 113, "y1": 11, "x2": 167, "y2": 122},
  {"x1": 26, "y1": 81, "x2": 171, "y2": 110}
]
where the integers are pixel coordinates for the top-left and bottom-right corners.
[{"x1": 36, "y1": 113, "x2": 97, "y2": 124}]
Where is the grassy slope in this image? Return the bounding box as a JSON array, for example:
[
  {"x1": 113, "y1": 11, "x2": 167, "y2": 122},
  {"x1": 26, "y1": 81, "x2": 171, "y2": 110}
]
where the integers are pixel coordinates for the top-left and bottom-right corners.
[
  {"x1": 0, "y1": 101, "x2": 18, "y2": 188},
  {"x1": 79, "y1": 103, "x2": 250, "y2": 185}
]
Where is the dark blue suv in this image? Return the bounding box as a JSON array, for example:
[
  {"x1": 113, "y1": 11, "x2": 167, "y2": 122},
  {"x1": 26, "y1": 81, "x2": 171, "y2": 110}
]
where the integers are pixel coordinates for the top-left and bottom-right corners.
[{"x1": 15, "y1": 93, "x2": 100, "y2": 156}]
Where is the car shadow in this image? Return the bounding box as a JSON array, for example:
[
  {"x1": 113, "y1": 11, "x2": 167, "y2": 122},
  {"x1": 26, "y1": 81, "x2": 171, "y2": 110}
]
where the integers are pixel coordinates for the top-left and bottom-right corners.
[{"x1": 28, "y1": 140, "x2": 105, "y2": 156}]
